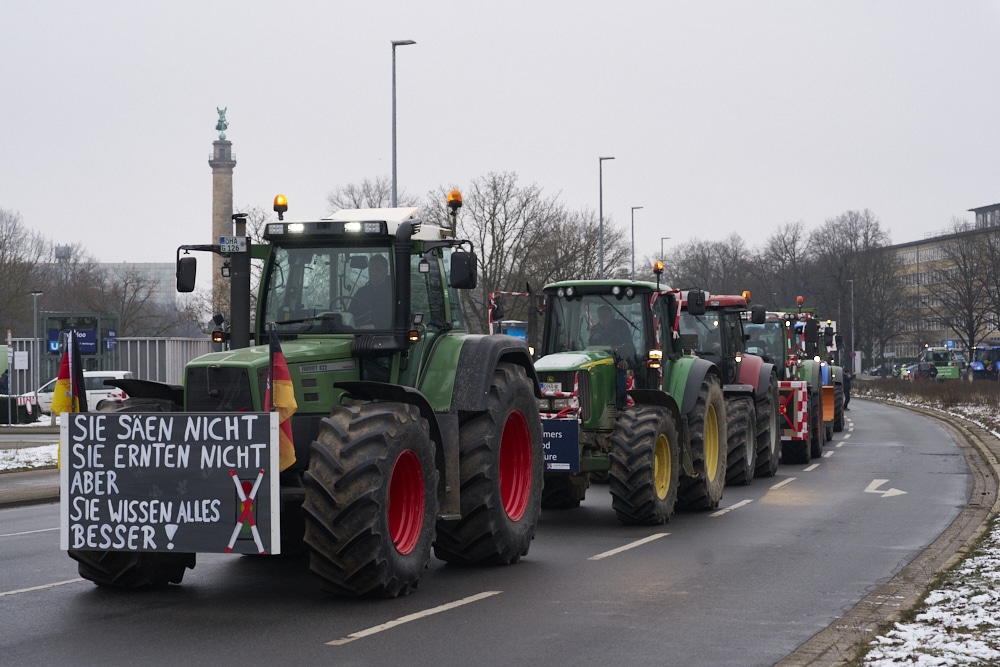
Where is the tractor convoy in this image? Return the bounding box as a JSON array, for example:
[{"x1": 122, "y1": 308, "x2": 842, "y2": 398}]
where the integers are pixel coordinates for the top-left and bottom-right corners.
[
  {"x1": 62, "y1": 189, "x2": 852, "y2": 597},
  {"x1": 744, "y1": 303, "x2": 845, "y2": 464},
  {"x1": 531, "y1": 271, "x2": 784, "y2": 525}
]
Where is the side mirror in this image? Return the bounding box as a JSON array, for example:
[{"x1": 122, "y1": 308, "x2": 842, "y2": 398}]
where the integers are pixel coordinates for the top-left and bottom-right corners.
[
  {"x1": 804, "y1": 319, "x2": 820, "y2": 346},
  {"x1": 750, "y1": 304, "x2": 766, "y2": 325},
  {"x1": 824, "y1": 326, "x2": 834, "y2": 347},
  {"x1": 686, "y1": 290, "x2": 707, "y2": 316},
  {"x1": 177, "y1": 256, "x2": 197, "y2": 293},
  {"x1": 450, "y1": 251, "x2": 478, "y2": 290}
]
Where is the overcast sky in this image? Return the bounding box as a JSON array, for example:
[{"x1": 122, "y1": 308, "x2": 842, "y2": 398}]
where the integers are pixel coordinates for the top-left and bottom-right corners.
[{"x1": 4, "y1": 1, "x2": 1000, "y2": 270}]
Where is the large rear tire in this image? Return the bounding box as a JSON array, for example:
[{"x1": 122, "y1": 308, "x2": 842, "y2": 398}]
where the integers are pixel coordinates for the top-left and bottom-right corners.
[
  {"x1": 433, "y1": 363, "x2": 543, "y2": 565},
  {"x1": 302, "y1": 402, "x2": 438, "y2": 597},
  {"x1": 754, "y1": 378, "x2": 781, "y2": 478},
  {"x1": 724, "y1": 397, "x2": 756, "y2": 486},
  {"x1": 70, "y1": 551, "x2": 194, "y2": 589},
  {"x1": 609, "y1": 405, "x2": 681, "y2": 525},
  {"x1": 677, "y1": 378, "x2": 727, "y2": 510},
  {"x1": 541, "y1": 473, "x2": 589, "y2": 509},
  {"x1": 833, "y1": 383, "x2": 845, "y2": 432},
  {"x1": 810, "y1": 391, "x2": 824, "y2": 458}
]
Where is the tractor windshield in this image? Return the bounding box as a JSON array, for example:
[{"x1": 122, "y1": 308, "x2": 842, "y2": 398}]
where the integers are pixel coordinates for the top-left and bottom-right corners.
[
  {"x1": 745, "y1": 321, "x2": 786, "y2": 365},
  {"x1": 543, "y1": 292, "x2": 645, "y2": 366},
  {"x1": 678, "y1": 311, "x2": 723, "y2": 362},
  {"x1": 262, "y1": 244, "x2": 395, "y2": 334},
  {"x1": 922, "y1": 348, "x2": 955, "y2": 366},
  {"x1": 974, "y1": 348, "x2": 1000, "y2": 365}
]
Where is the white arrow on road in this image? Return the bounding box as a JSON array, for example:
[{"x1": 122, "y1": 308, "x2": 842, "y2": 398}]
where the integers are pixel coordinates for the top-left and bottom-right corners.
[{"x1": 864, "y1": 479, "x2": 907, "y2": 498}]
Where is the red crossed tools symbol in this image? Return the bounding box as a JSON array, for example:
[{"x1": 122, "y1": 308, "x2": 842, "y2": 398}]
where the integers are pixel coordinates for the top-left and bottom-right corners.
[{"x1": 226, "y1": 469, "x2": 266, "y2": 554}]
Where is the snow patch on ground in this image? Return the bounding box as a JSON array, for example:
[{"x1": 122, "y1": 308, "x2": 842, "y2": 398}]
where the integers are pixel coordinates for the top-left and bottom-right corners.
[{"x1": 0, "y1": 443, "x2": 58, "y2": 471}]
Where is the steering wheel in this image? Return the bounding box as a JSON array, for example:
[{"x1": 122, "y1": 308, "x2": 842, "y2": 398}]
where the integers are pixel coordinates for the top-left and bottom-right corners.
[{"x1": 330, "y1": 296, "x2": 357, "y2": 310}]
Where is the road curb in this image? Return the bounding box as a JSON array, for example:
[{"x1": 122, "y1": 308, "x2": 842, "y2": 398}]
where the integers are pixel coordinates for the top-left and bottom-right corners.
[
  {"x1": 0, "y1": 482, "x2": 60, "y2": 509},
  {"x1": 775, "y1": 399, "x2": 1000, "y2": 666}
]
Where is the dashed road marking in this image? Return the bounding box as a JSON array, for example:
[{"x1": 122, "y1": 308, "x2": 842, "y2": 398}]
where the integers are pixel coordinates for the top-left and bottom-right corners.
[
  {"x1": 710, "y1": 499, "x2": 754, "y2": 517},
  {"x1": 326, "y1": 591, "x2": 503, "y2": 645},
  {"x1": 588, "y1": 533, "x2": 669, "y2": 561},
  {"x1": 0, "y1": 578, "x2": 83, "y2": 598}
]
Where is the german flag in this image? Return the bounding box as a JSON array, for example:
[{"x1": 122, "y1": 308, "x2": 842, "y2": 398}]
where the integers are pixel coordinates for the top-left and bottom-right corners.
[
  {"x1": 51, "y1": 331, "x2": 87, "y2": 415},
  {"x1": 265, "y1": 328, "x2": 297, "y2": 471}
]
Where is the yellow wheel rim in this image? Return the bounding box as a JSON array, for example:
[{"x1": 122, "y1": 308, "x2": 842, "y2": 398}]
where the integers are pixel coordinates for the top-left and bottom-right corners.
[
  {"x1": 653, "y1": 432, "x2": 671, "y2": 500},
  {"x1": 704, "y1": 403, "x2": 720, "y2": 482}
]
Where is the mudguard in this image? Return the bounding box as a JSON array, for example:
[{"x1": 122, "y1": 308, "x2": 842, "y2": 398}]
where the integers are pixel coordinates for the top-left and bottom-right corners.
[
  {"x1": 628, "y1": 388, "x2": 682, "y2": 427},
  {"x1": 672, "y1": 356, "x2": 721, "y2": 416},
  {"x1": 451, "y1": 334, "x2": 541, "y2": 412},
  {"x1": 737, "y1": 354, "x2": 776, "y2": 397}
]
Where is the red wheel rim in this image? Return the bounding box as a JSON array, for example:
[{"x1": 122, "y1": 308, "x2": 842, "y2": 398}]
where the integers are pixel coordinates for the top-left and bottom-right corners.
[
  {"x1": 388, "y1": 450, "x2": 424, "y2": 555},
  {"x1": 499, "y1": 410, "x2": 533, "y2": 521}
]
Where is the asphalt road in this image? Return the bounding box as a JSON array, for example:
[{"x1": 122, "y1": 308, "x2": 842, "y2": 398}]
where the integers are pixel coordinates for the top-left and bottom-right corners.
[{"x1": 0, "y1": 400, "x2": 972, "y2": 666}]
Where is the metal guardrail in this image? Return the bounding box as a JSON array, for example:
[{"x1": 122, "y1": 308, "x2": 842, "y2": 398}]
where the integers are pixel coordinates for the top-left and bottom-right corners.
[{"x1": 7, "y1": 337, "x2": 213, "y2": 392}]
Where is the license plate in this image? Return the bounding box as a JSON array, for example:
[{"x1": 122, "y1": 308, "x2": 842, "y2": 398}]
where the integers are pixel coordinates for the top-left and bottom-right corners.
[{"x1": 540, "y1": 382, "x2": 562, "y2": 393}]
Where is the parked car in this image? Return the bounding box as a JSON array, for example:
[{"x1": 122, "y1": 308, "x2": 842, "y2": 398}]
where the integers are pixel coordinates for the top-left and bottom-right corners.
[{"x1": 23, "y1": 370, "x2": 133, "y2": 413}]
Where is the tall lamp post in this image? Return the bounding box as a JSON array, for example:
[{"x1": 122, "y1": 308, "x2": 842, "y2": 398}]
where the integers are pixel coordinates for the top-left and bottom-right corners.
[
  {"x1": 31, "y1": 290, "x2": 42, "y2": 395},
  {"x1": 391, "y1": 39, "x2": 416, "y2": 207},
  {"x1": 598, "y1": 156, "x2": 615, "y2": 278},
  {"x1": 847, "y1": 279, "x2": 855, "y2": 373},
  {"x1": 660, "y1": 236, "x2": 671, "y2": 262},
  {"x1": 630, "y1": 206, "x2": 643, "y2": 279}
]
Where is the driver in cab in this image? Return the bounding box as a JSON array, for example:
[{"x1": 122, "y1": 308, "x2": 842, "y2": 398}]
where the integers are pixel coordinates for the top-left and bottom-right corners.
[
  {"x1": 349, "y1": 254, "x2": 392, "y2": 328},
  {"x1": 589, "y1": 305, "x2": 634, "y2": 356}
]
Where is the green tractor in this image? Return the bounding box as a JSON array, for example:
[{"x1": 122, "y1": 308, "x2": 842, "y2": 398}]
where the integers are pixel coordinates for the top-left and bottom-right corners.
[
  {"x1": 68, "y1": 192, "x2": 545, "y2": 597},
  {"x1": 918, "y1": 345, "x2": 963, "y2": 381},
  {"x1": 534, "y1": 277, "x2": 728, "y2": 524}
]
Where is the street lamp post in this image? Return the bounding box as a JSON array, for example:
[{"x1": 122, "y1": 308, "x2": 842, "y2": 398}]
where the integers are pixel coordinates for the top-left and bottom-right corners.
[
  {"x1": 630, "y1": 206, "x2": 643, "y2": 279},
  {"x1": 598, "y1": 156, "x2": 615, "y2": 278},
  {"x1": 847, "y1": 279, "x2": 855, "y2": 373},
  {"x1": 31, "y1": 290, "x2": 42, "y2": 396},
  {"x1": 660, "y1": 236, "x2": 671, "y2": 262},
  {"x1": 391, "y1": 39, "x2": 416, "y2": 208}
]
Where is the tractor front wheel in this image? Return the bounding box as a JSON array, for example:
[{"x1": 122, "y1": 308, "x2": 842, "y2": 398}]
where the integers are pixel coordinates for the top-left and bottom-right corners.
[
  {"x1": 609, "y1": 405, "x2": 681, "y2": 525},
  {"x1": 302, "y1": 401, "x2": 438, "y2": 597},
  {"x1": 434, "y1": 363, "x2": 543, "y2": 566}
]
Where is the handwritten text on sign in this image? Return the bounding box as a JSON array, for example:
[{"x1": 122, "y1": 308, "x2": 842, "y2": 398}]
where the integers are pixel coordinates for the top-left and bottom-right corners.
[{"x1": 60, "y1": 412, "x2": 280, "y2": 555}]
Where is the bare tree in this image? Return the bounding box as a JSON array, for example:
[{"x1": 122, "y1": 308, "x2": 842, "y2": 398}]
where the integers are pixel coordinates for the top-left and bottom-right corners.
[
  {"x1": 808, "y1": 210, "x2": 902, "y2": 367},
  {"x1": 922, "y1": 218, "x2": 990, "y2": 357},
  {"x1": 756, "y1": 222, "x2": 813, "y2": 309},
  {"x1": 0, "y1": 209, "x2": 51, "y2": 336},
  {"x1": 981, "y1": 222, "x2": 1000, "y2": 337},
  {"x1": 421, "y1": 174, "x2": 628, "y2": 333},
  {"x1": 326, "y1": 176, "x2": 420, "y2": 212}
]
